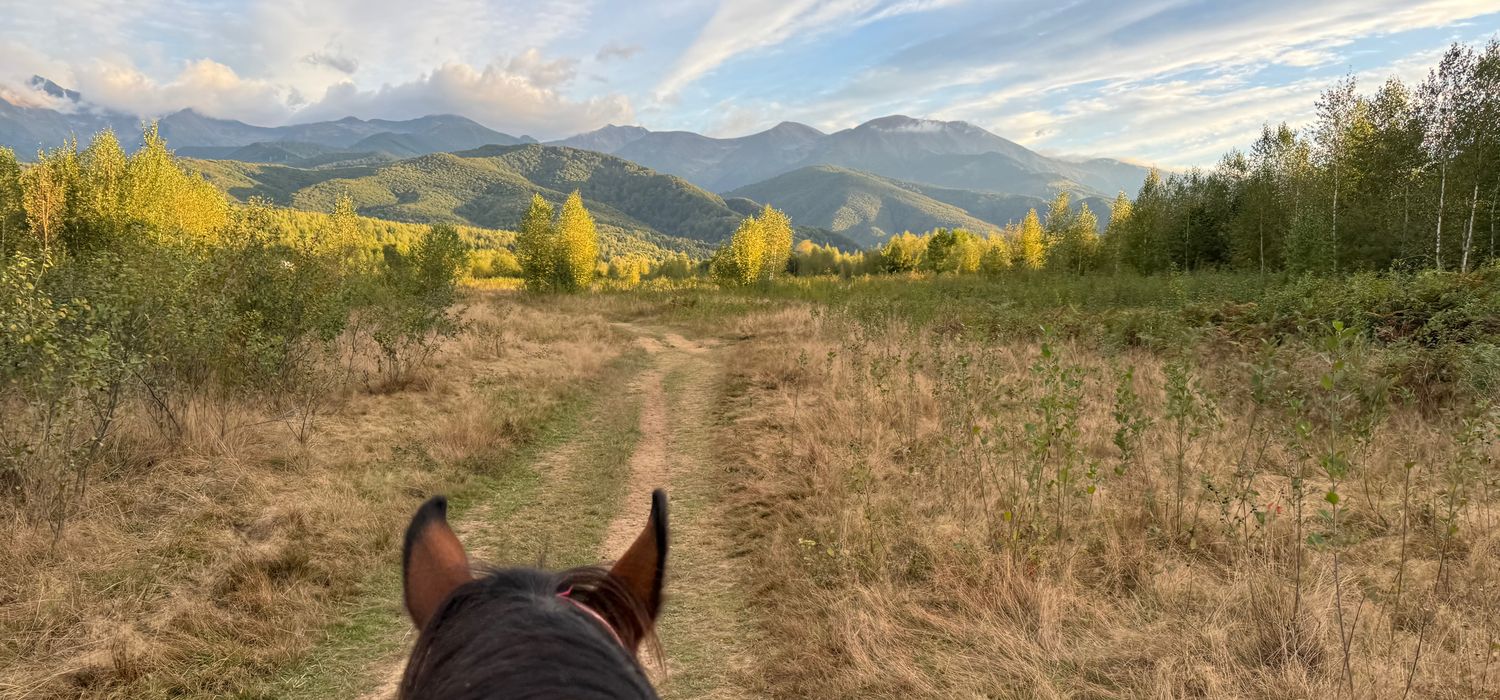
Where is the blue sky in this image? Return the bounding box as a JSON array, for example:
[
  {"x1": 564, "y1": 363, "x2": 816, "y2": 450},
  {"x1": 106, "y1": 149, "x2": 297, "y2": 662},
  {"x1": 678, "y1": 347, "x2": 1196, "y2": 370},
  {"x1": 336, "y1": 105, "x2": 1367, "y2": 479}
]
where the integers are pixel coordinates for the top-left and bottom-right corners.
[{"x1": 2, "y1": 0, "x2": 1496, "y2": 167}]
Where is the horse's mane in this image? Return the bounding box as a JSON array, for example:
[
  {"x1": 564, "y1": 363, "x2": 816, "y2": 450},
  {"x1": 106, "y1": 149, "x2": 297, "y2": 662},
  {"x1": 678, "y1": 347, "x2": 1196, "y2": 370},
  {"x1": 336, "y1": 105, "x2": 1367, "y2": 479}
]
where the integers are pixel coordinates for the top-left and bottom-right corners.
[{"x1": 399, "y1": 564, "x2": 661, "y2": 700}]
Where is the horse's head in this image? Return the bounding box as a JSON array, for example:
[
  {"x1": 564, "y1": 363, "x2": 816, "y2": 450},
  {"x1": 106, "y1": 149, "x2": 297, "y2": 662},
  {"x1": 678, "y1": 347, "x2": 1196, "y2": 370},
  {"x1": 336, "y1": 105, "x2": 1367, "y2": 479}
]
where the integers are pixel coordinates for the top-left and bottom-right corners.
[{"x1": 397, "y1": 490, "x2": 668, "y2": 699}]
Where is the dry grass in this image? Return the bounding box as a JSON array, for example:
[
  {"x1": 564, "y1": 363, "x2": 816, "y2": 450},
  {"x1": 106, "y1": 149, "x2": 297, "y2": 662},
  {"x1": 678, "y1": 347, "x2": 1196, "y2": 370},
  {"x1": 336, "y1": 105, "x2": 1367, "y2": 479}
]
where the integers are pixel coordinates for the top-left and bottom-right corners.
[
  {"x1": 0, "y1": 291, "x2": 628, "y2": 699},
  {"x1": 718, "y1": 304, "x2": 1499, "y2": 699}
]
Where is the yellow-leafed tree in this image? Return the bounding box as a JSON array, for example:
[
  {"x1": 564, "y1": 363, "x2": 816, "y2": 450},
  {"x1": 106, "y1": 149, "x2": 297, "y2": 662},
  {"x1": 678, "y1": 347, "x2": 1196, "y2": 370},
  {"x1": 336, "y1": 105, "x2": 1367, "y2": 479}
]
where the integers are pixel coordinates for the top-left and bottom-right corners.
[
  {"x1": 554, "y1": 190, "x2": 599, "y2": 292},
  {"x1": 1015, "y1": 208, "x2": 1046, "y2": 270},
  {"x1": 758, "y1": 204, "x2": 793, "y2": 280}
]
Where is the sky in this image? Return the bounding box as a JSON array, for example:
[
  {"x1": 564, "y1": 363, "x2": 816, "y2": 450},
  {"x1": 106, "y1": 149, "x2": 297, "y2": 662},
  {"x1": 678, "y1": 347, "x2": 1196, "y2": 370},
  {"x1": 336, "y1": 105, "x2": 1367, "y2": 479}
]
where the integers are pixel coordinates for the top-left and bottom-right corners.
[{"x1": 2, "y1": 0, "x2": 1497, "y2": 167}]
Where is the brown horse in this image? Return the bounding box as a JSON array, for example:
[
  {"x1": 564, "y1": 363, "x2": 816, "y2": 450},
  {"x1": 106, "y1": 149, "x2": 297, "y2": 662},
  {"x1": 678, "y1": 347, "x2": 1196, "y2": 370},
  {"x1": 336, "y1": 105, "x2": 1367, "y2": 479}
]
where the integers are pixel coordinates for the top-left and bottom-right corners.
[{"x1": 398, "y1": 490, "x2": 668, "y2": 699}]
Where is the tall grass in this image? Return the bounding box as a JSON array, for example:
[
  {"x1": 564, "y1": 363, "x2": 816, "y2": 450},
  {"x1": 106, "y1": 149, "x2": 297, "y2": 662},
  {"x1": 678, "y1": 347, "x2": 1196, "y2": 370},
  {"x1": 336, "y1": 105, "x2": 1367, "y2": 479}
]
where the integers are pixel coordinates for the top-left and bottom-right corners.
[{"x1": 718, "y1": 296, "x2": 1498, "y2": 697}]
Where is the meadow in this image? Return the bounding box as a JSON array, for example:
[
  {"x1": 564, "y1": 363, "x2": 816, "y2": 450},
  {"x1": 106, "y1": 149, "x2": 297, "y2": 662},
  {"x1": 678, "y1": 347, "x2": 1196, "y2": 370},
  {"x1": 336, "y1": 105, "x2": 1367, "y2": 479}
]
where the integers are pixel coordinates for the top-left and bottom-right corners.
[
  {"x1": 3, "y1": 260, "x2": 1499, "y2": 698},
  {"x1": 680, "y1": 271, "x2": 1500, "y2": 698}
]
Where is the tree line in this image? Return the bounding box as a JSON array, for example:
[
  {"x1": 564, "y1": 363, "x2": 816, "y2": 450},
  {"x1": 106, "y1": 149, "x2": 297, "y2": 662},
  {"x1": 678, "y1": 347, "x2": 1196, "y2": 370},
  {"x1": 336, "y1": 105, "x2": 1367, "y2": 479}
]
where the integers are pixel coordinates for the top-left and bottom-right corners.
[{"x1": 1065, "y1": 40, "x2": 1499, "y2": 276}]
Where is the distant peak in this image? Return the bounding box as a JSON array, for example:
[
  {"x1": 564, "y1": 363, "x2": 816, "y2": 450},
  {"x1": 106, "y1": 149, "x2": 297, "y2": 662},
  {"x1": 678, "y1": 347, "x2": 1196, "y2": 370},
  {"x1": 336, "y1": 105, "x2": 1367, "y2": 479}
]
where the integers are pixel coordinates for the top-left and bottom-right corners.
[
  {"x1": 335, "y1": 116, "x2": 363, "y2": 124},
  {"x1": 859, "y1": 114, "x2": 987, "y2": 135},
  {"x1": 768, "y1": 121, "x2": 823, "y2": 136},
  {"x1": 862, "y1": 114, "x2": 920, "y2": 128},
  {"x1": 28, "y1": 75, "x2": 81, "y2": 102}
]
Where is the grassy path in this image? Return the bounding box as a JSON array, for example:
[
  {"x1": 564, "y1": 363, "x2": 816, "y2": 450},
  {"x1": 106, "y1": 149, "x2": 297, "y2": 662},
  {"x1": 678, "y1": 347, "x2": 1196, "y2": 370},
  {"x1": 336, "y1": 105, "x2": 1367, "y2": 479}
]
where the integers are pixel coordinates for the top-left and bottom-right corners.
[
  {"x1": 257, "y1": 345, "x2": 646, "y2": 700},
  {"x1": 279, "y1": 321, "x2": 758, "y2": 700},
  {"x1": 647, "y1": 332, "x2": 762, "y2": 700}
]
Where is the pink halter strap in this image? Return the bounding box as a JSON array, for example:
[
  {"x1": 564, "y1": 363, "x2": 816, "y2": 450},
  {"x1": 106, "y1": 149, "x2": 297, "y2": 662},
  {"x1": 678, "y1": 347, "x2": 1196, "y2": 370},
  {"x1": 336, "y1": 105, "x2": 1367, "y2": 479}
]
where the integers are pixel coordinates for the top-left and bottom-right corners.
[{"x1": 558, "y1": 586, "x2": 624, "y2": 646}]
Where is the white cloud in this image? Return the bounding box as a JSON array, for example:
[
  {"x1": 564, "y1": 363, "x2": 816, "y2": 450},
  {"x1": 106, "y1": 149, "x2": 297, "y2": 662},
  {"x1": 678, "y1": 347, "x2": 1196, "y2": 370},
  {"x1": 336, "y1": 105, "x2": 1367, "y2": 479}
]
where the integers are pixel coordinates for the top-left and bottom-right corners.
[
  {"x1": 296, "y1": 61, "x2": 635, "y2": 139},
  {"x1": 69, "y1": 59, "x2": 292, "y2": 124}
]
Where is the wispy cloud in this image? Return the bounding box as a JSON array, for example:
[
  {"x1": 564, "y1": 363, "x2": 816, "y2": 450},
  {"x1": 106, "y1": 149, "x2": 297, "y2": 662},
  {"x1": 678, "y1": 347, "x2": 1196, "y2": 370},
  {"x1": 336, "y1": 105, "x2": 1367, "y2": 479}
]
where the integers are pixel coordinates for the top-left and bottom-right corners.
[
  {"x1": 302, "y1": 48, "x2": 359, "y2": 75},
  {"x1": 653, "y1": 0, "x2": 964, "y2": 100},
  {"x1": 596, "y1": 42, "x2": 641, "y2": 62}
]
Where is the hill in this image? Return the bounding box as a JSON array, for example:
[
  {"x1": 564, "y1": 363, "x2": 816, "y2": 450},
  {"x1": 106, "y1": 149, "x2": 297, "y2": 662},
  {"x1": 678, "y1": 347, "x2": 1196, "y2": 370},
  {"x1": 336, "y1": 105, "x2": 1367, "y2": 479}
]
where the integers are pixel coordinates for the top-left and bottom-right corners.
[
  {"x1": 557, "y1": 115, "x2": 1151, "y2": 199},
  {"x1": 607, "y1": 121, "x2": 827, "y2": 192},
  {"x1": 187, "y1": 144, "x2": 742, "y2": 258},
  {"x1": 728, "y1": 165, "x2": 1115, "y2": 249},
  {"x1": 728, "y1": 166, "x2": 1000, "y2": 249}
]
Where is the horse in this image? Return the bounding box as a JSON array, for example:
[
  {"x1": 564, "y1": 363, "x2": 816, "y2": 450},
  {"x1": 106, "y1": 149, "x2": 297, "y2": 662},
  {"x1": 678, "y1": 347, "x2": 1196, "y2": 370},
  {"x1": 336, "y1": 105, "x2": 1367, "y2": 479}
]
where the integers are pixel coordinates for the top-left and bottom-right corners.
[{"x1": 397, "y1": 489, "x2": 668, "y2": 699}]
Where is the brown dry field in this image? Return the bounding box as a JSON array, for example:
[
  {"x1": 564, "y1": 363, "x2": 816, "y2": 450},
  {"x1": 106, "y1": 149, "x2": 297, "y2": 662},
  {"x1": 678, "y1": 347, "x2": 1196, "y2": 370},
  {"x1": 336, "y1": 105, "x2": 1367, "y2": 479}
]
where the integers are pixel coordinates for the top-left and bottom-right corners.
[{"x1": 3, "y1": 288, "x2": 1497, "y2": 699}]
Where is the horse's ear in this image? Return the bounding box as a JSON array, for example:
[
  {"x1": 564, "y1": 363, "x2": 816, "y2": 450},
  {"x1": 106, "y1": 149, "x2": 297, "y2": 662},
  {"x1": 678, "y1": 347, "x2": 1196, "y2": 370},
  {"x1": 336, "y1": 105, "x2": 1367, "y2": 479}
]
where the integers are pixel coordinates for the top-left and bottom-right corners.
[
  {"x1": 610, "y1": 489, "x2": 668, "y2": 623},
  {"x1": 402, "y1": 496, "x2": 472, "y2": 630}
]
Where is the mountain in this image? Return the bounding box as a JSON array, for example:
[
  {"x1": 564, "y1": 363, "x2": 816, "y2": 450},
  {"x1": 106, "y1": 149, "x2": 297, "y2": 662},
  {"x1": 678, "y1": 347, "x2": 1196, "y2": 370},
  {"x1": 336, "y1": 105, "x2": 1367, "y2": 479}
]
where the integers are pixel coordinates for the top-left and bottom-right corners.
[
  {"x1": 554, "y1": 115, "x2": 1150, "y2": 201},
  {"x1": 728, "y1": 165, "x2": 1114, "y2": 249},
  {"x1": 185, "y1": 143, "x2": 742, "y2": 256},
  {"x1": 2, "y1": 76, "x2": 1151, "y2": 204},
  {"x1": 0, "y1": 78, "x2": 534, "y2": 162},
  {"x1": 29, "y1": 76, "x2": 80, "y2": 103},
  {"x1": 729, "y1": 166, "x2": 1001, "y2": 249},
  {"x1": 559, "y1": 121, "x2": 826, "y2": 192},
  {"x1": 547, "y1": 124, "x2": 650, "y2": 153}
]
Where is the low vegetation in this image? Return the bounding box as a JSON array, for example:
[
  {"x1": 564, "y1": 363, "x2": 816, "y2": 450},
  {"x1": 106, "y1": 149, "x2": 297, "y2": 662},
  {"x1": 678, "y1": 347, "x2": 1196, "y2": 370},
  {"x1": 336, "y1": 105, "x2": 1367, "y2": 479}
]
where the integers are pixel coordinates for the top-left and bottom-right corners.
[{"x1": 712, "y1": 293, "x2": 1497, "y2": 697}]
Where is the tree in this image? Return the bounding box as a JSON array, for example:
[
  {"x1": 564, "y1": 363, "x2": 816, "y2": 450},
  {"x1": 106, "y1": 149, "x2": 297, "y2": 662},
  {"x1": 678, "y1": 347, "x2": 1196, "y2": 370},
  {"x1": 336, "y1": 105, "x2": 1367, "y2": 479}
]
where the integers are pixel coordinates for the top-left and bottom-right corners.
[
  {"x1": 1457, "y1": 40, "x2": 1500, "y2": 271},
  {"x1": 925, "y1": 228, "x2": 980, "y2": 273},
  {"x1": 758, "y1": 205, "x2": 793, "y2": 280},
  {"x1": 1120, "y1": 169, "x2": 1173, "y2": 273},
  {"x1": 710, "y1": 215, "x2": 766, "y2": 286},
  {"x1": 1045, "y1": 192, "x2": 1100, "y2": 274},
  {"x1": 607, "y1": 254, "x2": 648, "y2": 286},
  {"x1": 1313, "y1": 74, "x2": 1362, "y2": 271},
  {"x1": 1101, "y1": 191, "x2": 1132, "y2": 273},
  {"x1": 21, "y1": 142, "x2": 76, "y2": 257},
  {"x1": 656, "y1": 252, "x2": 694, "y2": 280},
  {"x1": 880, "y1": 231, "x2": 925, "y2": 272},
  {"x1": 980, "y1": 231, "x2": 1013, "y2": 274},
  {"x1": 1340, "y1": 78, "x2": 1425, "y2": 268},
  {"x1": 1073, "y1": 203, "x2": 1100, "y2": 273},
  {"x1": 124, "y1": 123, "x2": 228, "y2": 243},
  {"x1": 1015, "y1": 209, "x2": 1046, "y2": 270},
  {"x1": 1418, "y1": 44, "x2": 1476, "y2": 271},
  {"x1": 0, "y1": 148, "x2": 28, "y2": 256},
  {"x1": 515, "y1": 194, "x2": 556, "y2": 291},
  {"x1": 554, "y1": 190, "x2": 599, "y2": 291},
  {"x1": 73, "y1": 130, "x2": 128, "y2": 250}
]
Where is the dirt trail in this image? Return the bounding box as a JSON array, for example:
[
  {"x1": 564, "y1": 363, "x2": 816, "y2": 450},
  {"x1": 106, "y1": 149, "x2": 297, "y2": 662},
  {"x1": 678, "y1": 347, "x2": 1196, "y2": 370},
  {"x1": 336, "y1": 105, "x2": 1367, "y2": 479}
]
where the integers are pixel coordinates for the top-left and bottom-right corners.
[
  {"x1": 599, "y1": 329, "x2": 695, "y2": 559},
  {"x1": 350, "y1": 323, "x2": 753, "y2": 700}
]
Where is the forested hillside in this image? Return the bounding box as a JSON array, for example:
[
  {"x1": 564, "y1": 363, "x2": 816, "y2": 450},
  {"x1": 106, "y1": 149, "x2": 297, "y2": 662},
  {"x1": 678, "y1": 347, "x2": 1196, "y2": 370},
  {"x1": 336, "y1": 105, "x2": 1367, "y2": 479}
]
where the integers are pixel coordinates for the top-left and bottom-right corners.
[
  {"x1": 187, "y1": 144, "x2": 732, "y2": 256},
  {"x1": 728, "y1": 166, "x2": 1000, "y2": 248}
]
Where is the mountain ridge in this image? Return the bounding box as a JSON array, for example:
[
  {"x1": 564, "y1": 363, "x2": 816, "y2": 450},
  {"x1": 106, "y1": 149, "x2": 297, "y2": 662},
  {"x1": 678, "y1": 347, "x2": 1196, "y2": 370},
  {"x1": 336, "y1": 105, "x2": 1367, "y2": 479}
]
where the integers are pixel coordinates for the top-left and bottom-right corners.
[
  {"x1": 3, "y1": 78, "x2": 1151, "y2": 204},
  {"x1": 553, "y1": 114, "x2": 1151, "y2": 198}
]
